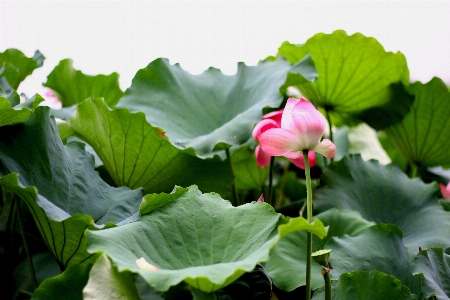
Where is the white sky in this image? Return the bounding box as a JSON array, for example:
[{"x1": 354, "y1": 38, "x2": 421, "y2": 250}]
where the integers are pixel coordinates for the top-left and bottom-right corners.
[{"x1": 1, "y1": 0, "x2": 449, "y2": 97}]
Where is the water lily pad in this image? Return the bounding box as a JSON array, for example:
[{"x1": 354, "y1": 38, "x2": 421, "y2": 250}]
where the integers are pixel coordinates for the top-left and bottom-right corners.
[
  {"x1": 314, "y1": 155, "x2": 450, "y2": 251},
  {"x1": 0, "y1": 107, "x2": 142, "y2": 269},
  {"x1": 231, "y1": 146, "x2": 269, "y2": 191},
  {"x1": 384, "y1": 77, "x2": 450, "y2": 168},
  {"x1": 31, "y1": 263, "x2": 93, "y2": 300},
  {"x1": 44, "y1": 59, "x2": 123, "y2": 107},
  {"x1": 70, "y1": 98, "x2": 233, "y2": 197},
  {"x1": 412, "y1": 247, "x2": 450, "y2": 299},
  {"x1": 83, "y1": 254, "x2": 141, "y2": 300},
  {"x1": 0, "y1": 91, "x2": 44, "y2": 127},
  {"x1": 276, "y1": 30, "x2": 411, "y2": 127},
  {"x1": 326, "y1": 224, "x2": 411, "y2": 284},
  {"x1": 0, "y1": 49, "x2": 44, "y2": 92},
  {"x1": 86, "y1": 185, "x2": 326, "y2": 293},
  {"x1": 312, "y1": 270, "x2": 418, "y2": 300},
  {"x1": 117, "y1": 57, "x2": 316, "y2": 156},
  {"x1": 265, "y1": 208, "x2": 374, "y2": 291}
]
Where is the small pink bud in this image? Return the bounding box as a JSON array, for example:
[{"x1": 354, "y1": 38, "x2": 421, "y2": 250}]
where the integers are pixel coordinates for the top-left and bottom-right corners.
[
  {"x1": 440, "y1": 183, "x2": 450, "y2": 200},
  {"x1": 257, "y1": 194, "x2": 264, "y2": 202}
]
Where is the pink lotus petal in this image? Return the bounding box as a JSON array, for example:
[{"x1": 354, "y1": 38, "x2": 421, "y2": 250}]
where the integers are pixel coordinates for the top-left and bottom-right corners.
[
  {"x1": 290, "y1": 98, "x2": 327, "y2": 149},
  {"x1": 257, "y1": 194, "x2": 265, "y2": 202},
  {"x1": 259, "y1": 128, "x2": 299, "y2": 157},
  {"x1": 280, "y1": 98, "x2": 299, "y2": 132},
  {"x1": 262, "y1": 109, "x2": 284, "y2": 126},
  {"x1": 283, "y1": 151, "x2": 302, "y2": 159},
  {"x1": 311, "y1": 139, "x2": 336, "y2": 158},
  {"x1": 252, "y1": 119, "x2": 278, "y2": 140},
  {"x1": 255, "y1": 145, "x2": 271, "y2": 168},
  {"x1": 290, "y1": 151, "x2": 316, "y2": 169},
  {"x1": 440, "y1": 183, "x2": 450, "y2": 199}
]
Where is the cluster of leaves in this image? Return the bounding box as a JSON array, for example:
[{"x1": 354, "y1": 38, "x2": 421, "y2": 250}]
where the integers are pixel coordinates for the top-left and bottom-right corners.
[{"x1": 1, "y1": 30, "x2": 449, "y2": 300}]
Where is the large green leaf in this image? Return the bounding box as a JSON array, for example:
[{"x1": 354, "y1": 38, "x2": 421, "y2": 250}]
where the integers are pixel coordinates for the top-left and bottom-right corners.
[
  {"x1": 265, "y1": 209, "x2": 374, "y2": 291},
  {"x1": 70, "y1": 98, "x2": 233, "y2": 197},
  {"x1": 31, "y1": 263, "x2": 93, "y2": 300},
  {"x1": 117, "y1": 57, "x2": 316, "y2": 156},
  {"x1": 0, "y1": 107, "x2": 142, "y2": 269},
  {"x1": 231, "y1": 146, "x2": 269, "y2": 191},
  {"x1": 314, "y1": 155, "x2": 450, "y2": 251},
  {"x1": 87, "y1": 185, "x2": 327, "y2": 293},
  {"x1": 279, "y1": 30, "x2": 411, "y2": 127},
  {"x1": 0, "y1": 92, "x2": 44, "y2": 127},
  {"x1": 326, "y1": 224, "x2": 412, "y2": 284},
  {"x1": 43, "y1": 59, "x2": 123, "y2": 107},
  {"x1": 412, "y1": 248, "x2": 450, "y2": 299},
  {"x1": 384, "y1": 77, "x2": 450, "y2": 168},
  {"x1": 0, "y1": 49, "x2": 44, "y2": 92},
  {"x1": 312, "y1": 271, "x2": 418, "y2": 300}
]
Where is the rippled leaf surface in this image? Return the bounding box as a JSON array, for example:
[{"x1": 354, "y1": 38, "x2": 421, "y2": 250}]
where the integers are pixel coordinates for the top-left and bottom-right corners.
[
  {"x1": 70, "y1": 98, "x2": 233, "y2": 197},
  {"x1": 0, "y1": 107, "x2": 142, "y2": 269},
  {"x1": 117, "y1": 57, "x2": 316, "y2": 156},
  {"x1": 87, "y1": 185, "x2": 326, "y2": 293},
  {"x1": 44, "y1": 59, "x2": 123, "y2": 107}
]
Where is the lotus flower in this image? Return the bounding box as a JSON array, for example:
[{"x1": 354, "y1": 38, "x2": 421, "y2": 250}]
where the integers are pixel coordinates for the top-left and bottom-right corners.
[
  {"x1": 440, "y1": 182, "x2": 450, "y2": 200},
  {"x1": 253, "y1": 108, "x2": 316, "y2": 169},
  {"x1": 259, "y1": 97, "x2": 336, "y2": 160}
]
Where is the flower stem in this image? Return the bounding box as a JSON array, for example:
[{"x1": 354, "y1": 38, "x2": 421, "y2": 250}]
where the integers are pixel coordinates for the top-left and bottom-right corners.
[
  {"x1": 324, "y1": 269, "x2": 332, "y2": 300},
  {"x1": 225, "y1": 148, "x2": 239, "y2": 205},
  {"x1": 274, "y1": 160, "x2": 291, "y2": 208},
  {"x1": 268, "y1": 156, "x2": 275, "y2": 206},
  {"x1": 410, "y1": 163, "x2": 418, "y2": 178},
  {"x1": 303, "y1": 150, "x2": 313, "y2": 300}
]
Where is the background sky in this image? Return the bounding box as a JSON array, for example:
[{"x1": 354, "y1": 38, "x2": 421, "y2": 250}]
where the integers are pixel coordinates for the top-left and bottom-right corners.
[{"x1": 1, "y1": 0, "x2": 449, "y2": 98}]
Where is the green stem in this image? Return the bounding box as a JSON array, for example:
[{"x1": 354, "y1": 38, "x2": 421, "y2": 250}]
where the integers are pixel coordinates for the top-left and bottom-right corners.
[
  {"x1": 16, "y1": 197, "x2": 38, "y2": 289},
  {"x1": 324, "y1": 269, "x2": 332, "y2": 300},
  {"x1": 268, "y1": 156, "x2": 275, "y2": 206},
  {"x1": 274, "y1": 160, "x2": 291, "y2": 209},
  {"x1": 326, "y1": 109, "x2": 333, "y2": 165},
  {"x1": 410, "y1": 163, "x2": 418, "y2": 178},
  {"x1": 225, "y1": 148, "x2": 239, "y2": 205},
  {"x1": 303, "y1": 150, "x2": 313, "y2": 300}
]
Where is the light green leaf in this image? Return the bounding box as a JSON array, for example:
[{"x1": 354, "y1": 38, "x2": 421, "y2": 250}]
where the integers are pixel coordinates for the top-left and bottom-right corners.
[
  {"x1": 384, "y1": 77, "x2": 450, "y2": 168},
  {"x1": 70, "y1": 98, "x2": 234, "y2": 197},
  {"x1": 0, "y1": 92, "x2": 44, "y2": 127},
  {"x1": 412, "y1": 248, "x2": 450, "y2": 299},
  {"x1": 0, "y1": 49, "x2": 44, "y2": 92},
  {"x1": 117, "y1": 57, "x2": 316, "y2": 156},
  {"x1": 274, "y1": 41, "x2": 309, "y2": 64},
  {"x1": 314, "y1": 155, "x2": 450, "y2": 251},
  {"x1": 347, "y1": 123, "x2": 391, "y2": 164},
  {"x1": 0, "y1": 107, "x2": 142, "y2": 269},
  {"x1": 86, "y1": 185, "x2": 326, "y2": 293},
  {"x1": 43, "y1": 59, "x2": 123, "y2": 107},
  {"x1": 283, "y1": 30, "x2": 411, "y2": 127},
  {"x1": 83, "y1": 254, "x2": 141, "y2": 300}
]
